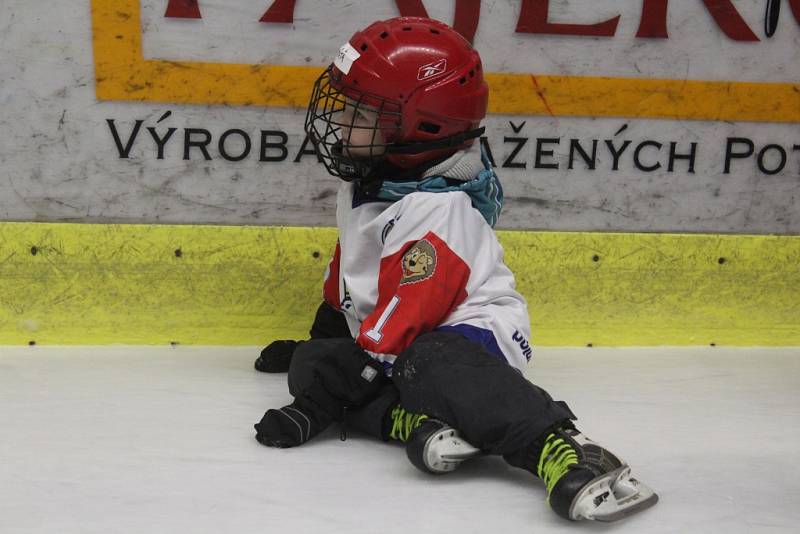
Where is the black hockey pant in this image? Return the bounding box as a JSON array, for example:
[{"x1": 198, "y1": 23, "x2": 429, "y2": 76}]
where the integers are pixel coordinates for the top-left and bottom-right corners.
[{"x1": 289, "y1": 331, "x2": 576, "y2": 456}]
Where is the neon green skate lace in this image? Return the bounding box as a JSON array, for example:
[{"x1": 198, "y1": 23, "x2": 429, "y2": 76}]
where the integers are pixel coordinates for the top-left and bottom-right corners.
[
  {"x1": 388, "y1": 406, "x2": 428, "y2": 442},
  {"x1": 537, "y1": 433, "x2": 579, "y2": 501}
]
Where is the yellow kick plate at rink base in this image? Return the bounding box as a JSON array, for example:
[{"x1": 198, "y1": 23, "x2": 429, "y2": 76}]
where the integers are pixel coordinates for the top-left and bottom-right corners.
[
  {"x1": 90, "y1": 0, "x2": 800, "y2": 122},
  {"x1": 0, "y1": 222, "x2": 798, "y2": 346}
]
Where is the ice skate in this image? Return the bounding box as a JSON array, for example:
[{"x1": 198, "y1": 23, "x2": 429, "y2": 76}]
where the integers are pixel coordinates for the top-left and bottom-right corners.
[
  {"x1": 386, "y1": 405, "x2": 482, "y2": 474},
  {"x1": 387, "y1": 405, "x2": 430, "y2": 443},
  {"x1": 405, "y1": 419, "x2": 483, "y2": 475},
  {"x1": 537, "y1": 427, "x2": 658, "y2": 522}
]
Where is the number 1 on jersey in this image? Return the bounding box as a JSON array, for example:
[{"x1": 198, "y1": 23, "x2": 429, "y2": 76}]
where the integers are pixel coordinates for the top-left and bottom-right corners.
[{"x1": 364, "y1": 296, "x2": 401, "y2": 343}]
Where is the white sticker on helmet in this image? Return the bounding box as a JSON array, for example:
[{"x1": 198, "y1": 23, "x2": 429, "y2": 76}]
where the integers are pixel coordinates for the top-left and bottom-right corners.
[{"x1": 334, "y1": 42, "x2": 361, "y2": 75}]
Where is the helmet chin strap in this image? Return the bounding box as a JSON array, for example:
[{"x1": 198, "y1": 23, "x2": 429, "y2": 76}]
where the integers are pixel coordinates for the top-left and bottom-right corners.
[
  {"x1": 331, "y1": 128, "x2": 483, "y2": 189},
  {"x1": 354, "y1": 153, "x2": 456, "y2": 196},
  {"x1": 331, "y1": 140, "x2": 373, "y2": 182},
  {"x1": 385, "y1": 127, "x2": 485, "y2": 155}
]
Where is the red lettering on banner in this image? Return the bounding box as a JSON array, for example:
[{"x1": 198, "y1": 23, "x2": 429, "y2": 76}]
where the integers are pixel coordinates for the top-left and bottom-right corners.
[
  {"x1": 789, "y1": 0, "x2": 800, "y2": 25},
  {"x1": 637, "y1": 0, "x2": 766, "y2": 40},
  {"x1": 515, "y1": 0, "x2": 620, "y2": 37},
  {"x1": 260, "y1": 0, "x2": 297, "y2": 24},
  {"x1": 395, "y1": 0, "x2": 427, "y2": 18},
  {"x1": 165, "y1": 0, "x2": 201, "y2": 19},
  {"x1": 453, "y1": 0, "x2": 481, "y2": 44},
  {"x1": 395, "y1": 0, "x2": 481, "y2": 43},
  {"x1": 636, "y1": 0, "x2": 669, "y2": 38},
  {"x1": 163, "y1": 0, "x2": 798, "y2": 40},
  {"x1": 701, "y1": 0, "x2": 759, "y2": 41}
]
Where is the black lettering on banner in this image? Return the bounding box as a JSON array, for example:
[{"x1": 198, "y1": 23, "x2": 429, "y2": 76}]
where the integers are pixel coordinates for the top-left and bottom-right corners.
[
  {"x1": 260, "y1": 130, "x2": 289, "y2": 162},
  {"x1": 605, "y1": 139, "x2": 632, "y2": 171},
  {"x1": 633, "y1": 140, "x2": 662, "y2": 172},
  {"x1": 184, "y1": 128, "x2": 213, "y2": 160},
  {"x1": 502, "y1": 137, "x2": 528, "y2": 168},
  {"x1": 480, "y1": 136, "x2": 497, "y2": 167},
  {"x1": 219, "y1": 129, "x2": 252, "y2": 162},
  {"x1": 724, "y1": 137, "x2": 755, "y2": 173},
  {"x1": 795, "y1": 145, "x2": 800, "y2": 173},
  {"x1": 146, "y1": 127, "x2": 177, "y2": 159},
  {"x1": 757, "y1": 144, "x2": 787, "y2": 175},
  {"x1": 107, "y1": 119, "x2": 143, "y2": 158},
  {"x1": 535, "y1": 138, "x2": 560, "y2": 169},
  {"x1": 668, "y1": 142, "x2": 697, "y2": 173},
  {"x1": 293, "y1": 133, "x2": 322, "y2": 163},
  {"x1": 509, "y1": 120, "x2": 526, "y2": 134},
  {"x1": 105, "y1": 118, "x2": 800, "y2": 178},
  {"x1": 764, "y1": 0, "x2": 780, "y2": 38},
  {"x1": 568, "y1": 139, "x2": 597, "y2": 170}
]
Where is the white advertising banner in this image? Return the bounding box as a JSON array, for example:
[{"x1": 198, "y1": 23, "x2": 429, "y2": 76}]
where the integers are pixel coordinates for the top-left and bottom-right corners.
[{"x1": 1, "y1": 0, "x2": 798, "y2": 232}]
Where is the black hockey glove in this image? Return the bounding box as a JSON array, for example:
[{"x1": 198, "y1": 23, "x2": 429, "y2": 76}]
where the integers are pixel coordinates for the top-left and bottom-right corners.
[
  {"x1": 254, "y1": 340, "x2": 300, "y2": 373},
  {"x1": 255, "y1": 397, "x2": 332, "y2": 448},
  {"x1": 255, "y1": 341, "x2": 386, "y2": 448}
]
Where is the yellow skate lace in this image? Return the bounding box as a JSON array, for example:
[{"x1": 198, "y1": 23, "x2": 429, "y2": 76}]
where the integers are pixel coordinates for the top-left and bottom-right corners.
[
  {"x1": 389, "y1": 406, "x2": 429, "y2": 442},
  {"x1": 537, "y1": 433, "x2": 579, "y2": 502}
]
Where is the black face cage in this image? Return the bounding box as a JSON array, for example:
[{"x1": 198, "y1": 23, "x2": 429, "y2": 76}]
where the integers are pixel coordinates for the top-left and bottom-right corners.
[{"x1": 304, "y1": 67, "x2": 402, "y2": 182}]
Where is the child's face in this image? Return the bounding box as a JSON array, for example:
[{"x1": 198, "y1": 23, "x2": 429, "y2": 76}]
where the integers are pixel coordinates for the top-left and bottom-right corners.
[{"x1": 338, "y1": 99, "x2": 386, "y2": 158}]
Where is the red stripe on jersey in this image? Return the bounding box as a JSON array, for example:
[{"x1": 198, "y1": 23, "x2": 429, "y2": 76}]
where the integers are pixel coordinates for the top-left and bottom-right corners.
[
  {"x1": 357, "y1": 232, "x2": 470, "y2": 355},
  {"x1": 323, "y1": 241, "x2": 341, "y2": 310}
]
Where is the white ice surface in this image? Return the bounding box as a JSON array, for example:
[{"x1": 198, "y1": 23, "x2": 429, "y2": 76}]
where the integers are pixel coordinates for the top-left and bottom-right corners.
[{"x1": 1, "y1": 346, "x2": 798, "y2": 534}]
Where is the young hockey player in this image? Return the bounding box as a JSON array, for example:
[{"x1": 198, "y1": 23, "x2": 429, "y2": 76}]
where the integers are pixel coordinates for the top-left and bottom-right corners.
[{"x1": 253, "y1": 17, "x2": 658, "y2": 522}]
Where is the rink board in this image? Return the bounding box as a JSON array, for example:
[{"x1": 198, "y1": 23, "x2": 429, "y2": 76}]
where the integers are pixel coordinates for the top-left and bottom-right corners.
[{"x1": 0, "y1": 222, "x2": 797, "y2": 346}]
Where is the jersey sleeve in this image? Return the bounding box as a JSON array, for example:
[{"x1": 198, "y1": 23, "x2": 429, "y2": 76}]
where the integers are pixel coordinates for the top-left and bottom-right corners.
[{"x1": 356, "y1": 194, "x2": 474, "y2": 358}]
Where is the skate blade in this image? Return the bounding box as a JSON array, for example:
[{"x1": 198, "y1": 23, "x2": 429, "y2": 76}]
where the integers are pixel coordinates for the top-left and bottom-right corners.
[
  {"x1": 570, "y1": 465, "x2": 659, "y2": 522},
  {"x1": 424, "y1": 428, "x2": 483, "y2": 473}
]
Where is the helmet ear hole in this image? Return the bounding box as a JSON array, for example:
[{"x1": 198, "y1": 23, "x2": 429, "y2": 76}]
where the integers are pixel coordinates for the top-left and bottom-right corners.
[{"x1": 418, "y1": 122, "x2": 441, "y2": 135}]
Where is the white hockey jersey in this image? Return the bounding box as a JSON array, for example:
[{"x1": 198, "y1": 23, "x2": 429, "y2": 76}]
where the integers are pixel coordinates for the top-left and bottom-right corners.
[{"x1": 322, "y1": 180, "x2": 533, "y2": 375}]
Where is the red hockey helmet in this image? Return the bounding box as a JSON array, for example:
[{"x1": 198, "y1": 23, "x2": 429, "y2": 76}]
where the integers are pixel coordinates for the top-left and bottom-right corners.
[{"x1": 305, "y1": 17, "x2": 488, "y2": 182}]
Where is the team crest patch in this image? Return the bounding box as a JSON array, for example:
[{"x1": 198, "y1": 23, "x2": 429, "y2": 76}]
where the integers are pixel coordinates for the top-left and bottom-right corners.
[{"x1": 401, "y1": 240, "x2": 437, "y2": 284}]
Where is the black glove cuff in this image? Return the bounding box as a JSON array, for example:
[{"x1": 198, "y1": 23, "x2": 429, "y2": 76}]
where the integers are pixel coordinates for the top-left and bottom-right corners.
[
  {"x1": 255, "y1": 340, "x2": 300, "y2": 373},
  {"x1": 307, "y1": 341, "x2": 386, "y2": 419}
]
